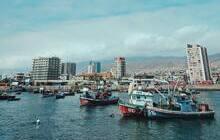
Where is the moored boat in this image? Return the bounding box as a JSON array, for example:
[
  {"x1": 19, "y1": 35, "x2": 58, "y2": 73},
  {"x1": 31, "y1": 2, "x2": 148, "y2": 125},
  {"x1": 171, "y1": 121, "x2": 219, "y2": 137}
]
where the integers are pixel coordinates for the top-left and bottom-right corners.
[
  {"x1": 0, "y1": 92, "x2": 16, "y2": 100},
  {"x1": 64, "y1": 91, "x2": 75, "y2": 96},
  {"x1": 118, "y1": 77, "x2": 168, "y2": 118},
  {"x1": 56, "y1": 93, "x2": 65, "y2": 99},
  {"x1": 16, "y1": 92, "x2": 22, "y2": 95},
  {"x1": 80, "y1": 88, "x2": 119, "y2": 106},
  {"x1": 7, "y1": 98, "x2": 21, "y2": 101},
  {"x1": 145, "y1": 94, "x2": 215, "y2": 119},
  {"x1": 118, "y1": 90, "x2": 153, "y2": 117},
  {"x1": 42, "y1": 93, "x2": 54, "y2": 98},
  {"x1": 145, "y1": 106, "x2": 214, "y2": 119}
]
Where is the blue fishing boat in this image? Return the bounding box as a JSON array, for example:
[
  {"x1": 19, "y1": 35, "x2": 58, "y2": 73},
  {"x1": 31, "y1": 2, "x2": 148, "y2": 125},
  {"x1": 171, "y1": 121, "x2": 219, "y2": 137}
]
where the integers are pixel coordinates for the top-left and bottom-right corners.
[{"x1": 145, "y1": 94, "x2": 215, "y2": 119}]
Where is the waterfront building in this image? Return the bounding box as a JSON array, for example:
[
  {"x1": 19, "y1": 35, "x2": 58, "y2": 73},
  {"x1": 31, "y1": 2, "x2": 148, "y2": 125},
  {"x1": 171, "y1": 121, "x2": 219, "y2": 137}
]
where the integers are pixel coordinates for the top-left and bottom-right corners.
[
  {"x1": 15, "y1": 73, "x2": 25, "y2": 83},
  {"x1": 113, "y1": 57, "x2": 126, "y2": 79},
  {"x1": 99, "y1": 71, "x2": 113, "y2": 80},
  {"x1": 61, "y1": 62, "x2": 76, "y2": 80},
  {"x1": 32, "y1": 57, "x2": 61, "y2": 80},
  {"x1": 79, "y1": 71, "x2": 113, "y2": 81},
  {"x1": 88, "y1": 61, "x2": 101, "y2": 73},
  {"x1": 186, "y1": 44, "x2": 211, "y2": 84}
]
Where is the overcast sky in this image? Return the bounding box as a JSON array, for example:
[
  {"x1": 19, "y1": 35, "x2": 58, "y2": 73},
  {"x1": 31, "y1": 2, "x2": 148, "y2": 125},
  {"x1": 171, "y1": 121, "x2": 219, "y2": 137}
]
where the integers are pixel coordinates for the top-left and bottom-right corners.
[{"x1": 0, "y1": 0, "x2": 220, "y2": 71}]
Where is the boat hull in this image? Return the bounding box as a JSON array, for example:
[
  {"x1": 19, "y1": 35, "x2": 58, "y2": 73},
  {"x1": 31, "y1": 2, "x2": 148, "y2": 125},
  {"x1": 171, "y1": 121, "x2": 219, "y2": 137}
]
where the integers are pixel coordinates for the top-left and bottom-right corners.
[
  {"x1": 7, "y1": 98, "x2": 21, "y2": 101},
  {"x1": 0, "y1": 95, "x2": 16, "y2": 100},
  {"x1": 42, "y1": 94, "x2": 54, "y2": 98},
  {"x1": 56, "y1": 95, "x2": 65, "y2": 99},
  {"x1": 145, "y1": 107, "x2": 215, "y2": 119},
  {"x1": 64, "y1": 93, "x2": 75, "y2": 96},
  {"x1": 80, "y1": 97, "x2": 119, "y2": 106},
  {"x1": 118, "y1": 103, "x2": 144, "y2": 117}
]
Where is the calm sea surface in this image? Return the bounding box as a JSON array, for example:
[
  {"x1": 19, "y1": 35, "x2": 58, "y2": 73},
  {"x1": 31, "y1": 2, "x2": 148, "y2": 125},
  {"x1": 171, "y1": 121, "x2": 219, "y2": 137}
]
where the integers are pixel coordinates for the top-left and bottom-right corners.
[{"x1": 0, "y1": 91, "x2": 220, "y2": 140}]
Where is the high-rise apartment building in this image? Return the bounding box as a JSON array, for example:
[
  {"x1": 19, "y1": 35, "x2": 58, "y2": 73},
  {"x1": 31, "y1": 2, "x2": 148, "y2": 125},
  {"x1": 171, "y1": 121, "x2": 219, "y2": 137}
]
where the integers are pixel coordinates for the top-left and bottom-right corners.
[
  {"x1": 61, "y1": 62, "x2": 76, "y2": 75},
  {"x1": 88, "y1": 61, "x2": 101, "y2": 73},
  {"x1": 186, "y1": 44, "x2": 211, "y2": 84},
  {"x1": 61, "y1": 62, "x2": 76, "y2": 80},
  {"x1": 113, "y1": 57, "x2": 126, "y2": 79},
  {"x1": 32, "y1": 57, "x2": 61, "y2": 80}
]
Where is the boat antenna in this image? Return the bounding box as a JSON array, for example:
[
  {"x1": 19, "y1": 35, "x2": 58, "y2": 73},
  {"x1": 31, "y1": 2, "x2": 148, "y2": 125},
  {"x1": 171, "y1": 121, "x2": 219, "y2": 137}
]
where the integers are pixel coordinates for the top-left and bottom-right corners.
[{"x1": 173, "y1": 78, "x2": 180, "y2": 94}]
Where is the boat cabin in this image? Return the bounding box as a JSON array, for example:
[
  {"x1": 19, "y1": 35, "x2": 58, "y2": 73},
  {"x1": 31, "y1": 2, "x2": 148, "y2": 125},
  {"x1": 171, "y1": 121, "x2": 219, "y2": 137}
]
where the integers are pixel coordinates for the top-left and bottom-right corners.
[
  {"x1": 174, "y1": 94, "x2": 197, "y2": 112},
  {"x1": 129, "y1": 90, "x2": 153, "y2": 107}
]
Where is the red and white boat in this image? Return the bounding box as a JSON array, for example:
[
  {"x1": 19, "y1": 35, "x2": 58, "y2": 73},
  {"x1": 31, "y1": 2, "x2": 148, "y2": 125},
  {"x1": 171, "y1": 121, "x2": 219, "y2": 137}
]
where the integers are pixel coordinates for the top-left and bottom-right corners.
[
  {"x1": 118, "y1": 90, "x2": 153, "y2": 117},
  {"x1": 119, "y1": 77, "x2": 168, "y2": 117}
]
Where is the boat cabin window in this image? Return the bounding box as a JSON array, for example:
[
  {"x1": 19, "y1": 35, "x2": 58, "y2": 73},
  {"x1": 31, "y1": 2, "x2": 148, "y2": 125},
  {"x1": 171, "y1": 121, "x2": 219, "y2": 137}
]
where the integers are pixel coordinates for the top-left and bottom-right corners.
[{"x1": 132, "y1": 94, "x2": 152, "y2": 100}]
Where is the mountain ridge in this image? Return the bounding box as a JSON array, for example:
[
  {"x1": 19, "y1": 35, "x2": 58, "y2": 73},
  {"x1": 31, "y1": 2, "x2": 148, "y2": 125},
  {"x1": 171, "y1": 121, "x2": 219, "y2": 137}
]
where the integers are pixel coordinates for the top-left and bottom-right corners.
[{"x1": 0, "y1": 53, "x2": 220, "y2": 75}]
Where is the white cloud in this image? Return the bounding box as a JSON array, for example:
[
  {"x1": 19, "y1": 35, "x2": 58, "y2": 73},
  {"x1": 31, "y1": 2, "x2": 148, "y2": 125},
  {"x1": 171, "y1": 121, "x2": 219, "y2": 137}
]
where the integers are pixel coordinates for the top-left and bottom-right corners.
[{"x1": 0, "y1": 1, "x2": 220, "y2": 71}]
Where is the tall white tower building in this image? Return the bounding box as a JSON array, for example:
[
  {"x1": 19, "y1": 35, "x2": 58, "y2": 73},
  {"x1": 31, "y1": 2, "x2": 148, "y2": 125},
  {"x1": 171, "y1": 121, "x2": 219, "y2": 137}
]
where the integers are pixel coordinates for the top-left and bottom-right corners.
[
  {"x1": 186, "y1": 44, "x2": 211, "y2": 84},
  {"x1": 113, "y1": 57, "x2": 126, "y2": 79},
  {"x1": 87, "y1": 61, "x2": 101, "y2": 73}
]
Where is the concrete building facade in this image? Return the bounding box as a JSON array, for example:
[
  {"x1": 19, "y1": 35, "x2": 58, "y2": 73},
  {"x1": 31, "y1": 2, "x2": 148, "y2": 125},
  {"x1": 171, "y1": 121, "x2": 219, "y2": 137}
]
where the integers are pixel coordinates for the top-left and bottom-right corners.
[
  {"x1": 186, "y1": 44, "x2": 211, "y2": 84},
  {"x1": 61, "y1": 62, "x2": 76, "y2": 80},
  {"x1": 32, "y1": 57, "x2": 61, "y2": 80},
  {"x1": 113, "y1": 57, "x2": 126, "y2": 79},
  {"x1": 88, "y1": 61, "x2": 101, "y2": 73},
  {"x1": 15, "y1": 73, "x2": 25, "y2": 82}
]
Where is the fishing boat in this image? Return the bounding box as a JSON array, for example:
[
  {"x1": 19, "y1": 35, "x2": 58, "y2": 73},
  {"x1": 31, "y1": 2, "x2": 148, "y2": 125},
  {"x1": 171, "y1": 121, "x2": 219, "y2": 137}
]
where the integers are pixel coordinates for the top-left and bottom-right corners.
[
  {"x1": 16, "y1": 92, "x2": 22, "y2": 95},
  {"x1": 56, "y1": 93, "x2": 65, "y2": 99},
  {"x1": 42, "y1": 93, "x2": 54, "y2": 98},
  {"x1": 80, "y1": 88, "x2": 119, "y2": 106},
  {"x1": 41, "y1": 89, "x2": 55, "y2": 98},
  {"x1": 118, "y1": 90, "x2": 153, "y2": 117},
  {"x1": 0, "y1": 92, "x2": 16, "y2": 100},
  {"x1": 119, "y1": 77, "x2": 169, "y2": 117},
  {"x1": 145, "y1": 93, "x2": 215, "y2": 119},
  {"x1": 64, "y1": 91, "x2": 75, "y2": 96},
  {"x1": 7, "y1": 97, "x2": 21, "y2": 101}
]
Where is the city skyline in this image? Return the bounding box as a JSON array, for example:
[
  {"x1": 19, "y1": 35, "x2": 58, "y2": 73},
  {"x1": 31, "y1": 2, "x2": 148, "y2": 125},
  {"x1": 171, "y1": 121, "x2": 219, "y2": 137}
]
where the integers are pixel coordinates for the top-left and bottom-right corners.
[{"x1": 0, "y1": 0, "x2": 220, "y2": 71}]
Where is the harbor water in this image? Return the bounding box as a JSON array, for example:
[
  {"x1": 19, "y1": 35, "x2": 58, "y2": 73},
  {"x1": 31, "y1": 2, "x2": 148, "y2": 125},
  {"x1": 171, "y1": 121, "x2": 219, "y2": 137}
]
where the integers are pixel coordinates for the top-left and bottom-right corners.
[{"x1": 0, "y1": 91, "x2": 220, "y2": 140}]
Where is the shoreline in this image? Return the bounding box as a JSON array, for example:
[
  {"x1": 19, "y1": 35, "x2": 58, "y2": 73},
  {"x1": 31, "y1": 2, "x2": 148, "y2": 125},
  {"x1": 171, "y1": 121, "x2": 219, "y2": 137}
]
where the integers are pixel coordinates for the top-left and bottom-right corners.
[{"x1": 187, "y1": 84, "x2": 220, "y2": 91}]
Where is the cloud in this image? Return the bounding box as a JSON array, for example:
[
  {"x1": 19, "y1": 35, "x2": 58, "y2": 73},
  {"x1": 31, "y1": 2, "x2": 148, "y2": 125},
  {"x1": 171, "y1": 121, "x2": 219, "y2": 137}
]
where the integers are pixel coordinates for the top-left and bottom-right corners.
[{"x1": 0, "y1": 0, "x2": 220, "y2": 71}]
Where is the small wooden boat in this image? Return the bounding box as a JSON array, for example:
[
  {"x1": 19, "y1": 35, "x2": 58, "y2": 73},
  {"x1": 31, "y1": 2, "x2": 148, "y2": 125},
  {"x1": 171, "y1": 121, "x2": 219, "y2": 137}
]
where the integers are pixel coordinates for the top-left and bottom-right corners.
[
  {"x1": 42, "y1": 93, "x2": 54, "y2": 98},
  {"x1": 56, "y1": 93, "x2": 65, "y2": 99},
  {"x1": 33, "y1": 89, "x2": 40, "y2": 94},
  {"x1": 7, "y1": 98, "x2": 21, "y2": 101},
  {"x1": 16, "y1": 92, "x2": 22, "y2": 95},
  {"x1": 64, "y1": 92, "x2": 75, "y2": 96},
  {"x1": 0, "y1": 94, "x2": 16, "y2": 100}
]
